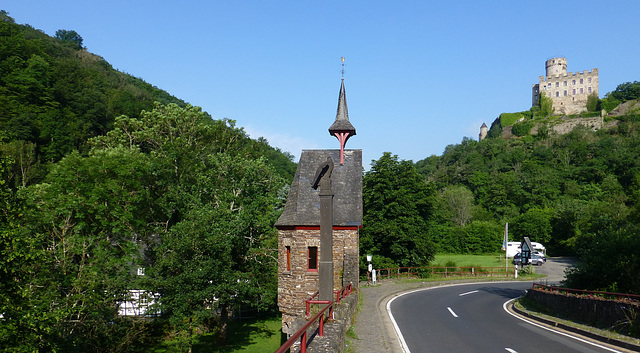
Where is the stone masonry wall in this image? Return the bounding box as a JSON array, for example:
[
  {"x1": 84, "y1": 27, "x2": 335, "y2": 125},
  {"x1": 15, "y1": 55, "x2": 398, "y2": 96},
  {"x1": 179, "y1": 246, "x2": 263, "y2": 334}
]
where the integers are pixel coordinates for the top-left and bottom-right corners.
[
  {"x1": 550, "y1": 116, "x2": 603, "y2": 135},
  {"x1": 278, "y1": 227, "x2": 359, "y2": 335},
  {"x1": 526, "y1": 289, "x2": 639, "y2": 333}
]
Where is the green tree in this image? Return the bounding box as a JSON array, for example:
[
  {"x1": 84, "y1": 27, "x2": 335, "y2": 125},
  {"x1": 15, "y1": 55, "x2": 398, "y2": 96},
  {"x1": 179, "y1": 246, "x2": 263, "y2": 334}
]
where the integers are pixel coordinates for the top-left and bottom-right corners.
[
  {"x1": 55, "y1": 29, "x2": 83, "y2": 49},
  {"x1": 439, "y1": 185, "x2": 475, "y2": 227},
  {"x1": 91, "y1": 103, "x2": 286, "y2": 347},
  {"x1": 608, "y1": 81, "x2": 640, "y2": 103},
  {"x1": 586, "y1": 93, "x2": 599, "y2": 112},
  {"x1": 16, "y1": 147, "x2": 157, "y2": 352},
  {"x1": 149, "y1": 153, "x2": 283, "y2": 347},
  {"x1": 537, "y1": 92, "x2": 554, "y2": 117},
  {"x1": 511, "y1": 207, "x2": 554, "y2": 244},
  {"x1": 360, "y1": 153, "x2": 436, "y2": 267}
]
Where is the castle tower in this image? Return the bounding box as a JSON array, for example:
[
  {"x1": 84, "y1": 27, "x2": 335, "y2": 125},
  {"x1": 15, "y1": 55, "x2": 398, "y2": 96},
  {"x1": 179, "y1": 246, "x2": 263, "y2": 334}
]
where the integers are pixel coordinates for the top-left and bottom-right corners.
[
  {"x1": 275, "y1": 72, "x2": 362, "y2": 336},
  {"x1": 546, "y1": 57, "x2": 567, "y2": 77},
  {"x1": 532, "y1": 57, "x2": 598, "y2": 115},
  {"x1": 479, "y1": 122, "x2": 488, "y2": 141}
]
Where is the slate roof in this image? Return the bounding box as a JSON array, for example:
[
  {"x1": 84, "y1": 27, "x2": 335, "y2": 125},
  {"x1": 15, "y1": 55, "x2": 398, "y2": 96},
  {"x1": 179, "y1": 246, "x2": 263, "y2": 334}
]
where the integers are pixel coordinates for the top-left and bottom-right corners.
[{"x1": 275, "y1": 149, "x2": 362, "y2": 228}]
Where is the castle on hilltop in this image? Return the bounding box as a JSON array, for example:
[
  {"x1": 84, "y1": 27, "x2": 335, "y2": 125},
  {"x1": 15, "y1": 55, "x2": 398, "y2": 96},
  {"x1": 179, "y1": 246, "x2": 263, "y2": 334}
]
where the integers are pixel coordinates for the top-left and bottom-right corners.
[
  {"x1": 479, "y1": 58, "x2": 601, "y2": 141},
  {"x1": 532, "y1": 57, "x2": 599, "y2": 115}
]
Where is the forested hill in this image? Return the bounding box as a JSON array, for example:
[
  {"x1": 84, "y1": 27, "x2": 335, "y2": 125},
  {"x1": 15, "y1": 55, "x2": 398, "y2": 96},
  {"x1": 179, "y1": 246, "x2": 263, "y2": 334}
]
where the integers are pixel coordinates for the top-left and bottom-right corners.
[
  {"x1": 413, "y1": 101, "x2": 640, "y2": 293},
  {"x1": 0, "y1": 12, "x2": 296, "y2": 185}
]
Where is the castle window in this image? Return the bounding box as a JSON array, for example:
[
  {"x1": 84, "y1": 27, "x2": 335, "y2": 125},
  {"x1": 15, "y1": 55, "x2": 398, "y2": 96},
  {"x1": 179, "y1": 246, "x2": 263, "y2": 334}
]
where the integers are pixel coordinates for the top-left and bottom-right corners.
[
  {"x1": 573, "y1": 89, "x2": 576, "y2": 95},
  {"x1": 573, "y1": 80, "x2": 576, "y2": 85},
  {"x1": 564, "y1": 90, "x2": 567, "y2": 96},
  {"x1": 308, "y1": 246, "x2": 318, "y2": 272},
  {"x1": 580, "y1": 88, "x2": 584, "y2": 94},
  {"x1": 580, "y1": 78, "x2": 584, "y2": 84},
  {"x1": 588, "y1": 87, "x2": 592, "y2": 93},
  {"x1": 286, "y1": 246, "x2": 291, "y2": 271},
  {"x1": 556, "y1": 82, "x2": 559, "y2": 87},
  {"x1": 564, "y1": 81, "x2": 567, "y2": 86},
  {"x1": 589, "y1": 77, "x2": 592, "y2": 83},
  {"x1": 556, "y1": 91, "x2": 559, "y2": 97}
]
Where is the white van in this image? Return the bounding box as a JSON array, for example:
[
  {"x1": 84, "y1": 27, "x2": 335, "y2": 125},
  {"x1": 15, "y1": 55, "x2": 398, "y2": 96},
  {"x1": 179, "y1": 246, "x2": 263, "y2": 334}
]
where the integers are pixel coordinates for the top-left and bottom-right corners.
[{"x1": 506, "y1": 241, "x2": 546, "y2": 258}]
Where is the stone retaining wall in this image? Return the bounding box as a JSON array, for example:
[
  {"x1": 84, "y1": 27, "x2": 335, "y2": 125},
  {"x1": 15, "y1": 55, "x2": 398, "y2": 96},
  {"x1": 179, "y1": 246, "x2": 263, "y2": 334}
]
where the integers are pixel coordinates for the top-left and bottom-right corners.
[{"x1": 526, "y1": 289, "x2": 639, "y2": 334}]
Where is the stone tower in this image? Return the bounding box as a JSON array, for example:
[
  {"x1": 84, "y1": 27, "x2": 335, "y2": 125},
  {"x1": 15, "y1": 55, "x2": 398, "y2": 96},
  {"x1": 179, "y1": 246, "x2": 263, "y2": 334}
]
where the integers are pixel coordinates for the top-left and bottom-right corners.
[
  {"x1": 275, "y1": 78, "x2": 362, "y2": 336},
  {"x1": 532, "y1": 57, "x2": 598, "y2": 115},
  {"x1": 479, "y1": 122, "x2": 488, "y2": 141}
]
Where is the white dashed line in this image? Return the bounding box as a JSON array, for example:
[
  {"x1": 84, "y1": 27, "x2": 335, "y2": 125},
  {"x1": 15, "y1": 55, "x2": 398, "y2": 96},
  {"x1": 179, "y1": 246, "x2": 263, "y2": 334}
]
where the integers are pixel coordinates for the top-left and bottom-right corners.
[
  {"x1": 459, "y1": 290, "x2": 479, "y2": 296},
  {"x1": 505, "y1": 348, "x2": 518, "y2": 353},
  {"x1": 447, "y1": 307, "x2": 458, "y2": 318}
]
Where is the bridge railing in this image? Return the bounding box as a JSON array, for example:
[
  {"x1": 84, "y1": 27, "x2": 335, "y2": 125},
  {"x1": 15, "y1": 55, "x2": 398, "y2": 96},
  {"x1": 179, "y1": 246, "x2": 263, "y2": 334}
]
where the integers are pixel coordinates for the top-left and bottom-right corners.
[
  {"x1": 375, "y1": 266, "x2": 516, "y2": 281},
  {"x1": 276, "y1": 283, "x2": 354, "y2": 353},
  {"x1": 531, "y1": 283, "x2": 640, "y2": 302}
]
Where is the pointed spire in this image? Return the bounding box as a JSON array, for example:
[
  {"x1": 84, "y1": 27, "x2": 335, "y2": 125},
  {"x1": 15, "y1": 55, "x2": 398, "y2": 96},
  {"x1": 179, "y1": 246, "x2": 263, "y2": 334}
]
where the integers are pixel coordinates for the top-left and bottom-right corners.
[
  {"x1": 329, "y1": 79, "x2": 356, "y2": 135},
  {"x1": 329, "y1": 60, "x2": 356, "y2": 165}
]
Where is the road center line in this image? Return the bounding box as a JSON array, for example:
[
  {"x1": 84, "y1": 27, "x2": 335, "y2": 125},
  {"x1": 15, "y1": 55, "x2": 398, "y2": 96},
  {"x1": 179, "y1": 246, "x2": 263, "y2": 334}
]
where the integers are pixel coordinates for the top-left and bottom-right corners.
[
  {"x1": 505, "y1": 348, "x2": 518, "y2": 353},
  {"x1": 447, "y1": 307, "x2": 458, "y2": 318},
  {"x1": 459, "y1": 290, "x2": 479, "y2": 296}
]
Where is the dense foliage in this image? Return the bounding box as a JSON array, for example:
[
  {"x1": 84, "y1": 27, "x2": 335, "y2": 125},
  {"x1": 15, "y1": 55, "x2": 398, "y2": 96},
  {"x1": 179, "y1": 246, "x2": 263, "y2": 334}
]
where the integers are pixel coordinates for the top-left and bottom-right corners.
[
  {"x1": 360, "y1": 153, "x2": 436, "y2": 269},
  {"x1": 600, "y1": 81, "x2": 640, "y2": 113},
  {"x1": 0, "y1": 15, "x2": 296, "y2": 185},
  {"x1": 1, "y1": 104, "x2": 287, "y2": 352},
  {"x1": 0, "y1": 13, "x2": 295, "y2": 352},
  {"x1": 416, "y1": 112, "x2": 640, "y2": 293}
]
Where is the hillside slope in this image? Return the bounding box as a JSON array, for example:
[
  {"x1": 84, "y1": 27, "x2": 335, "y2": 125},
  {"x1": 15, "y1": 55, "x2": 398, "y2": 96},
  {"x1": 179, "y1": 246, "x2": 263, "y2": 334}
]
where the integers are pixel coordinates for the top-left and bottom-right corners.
[{"x1": 0, "y1": 13, "x2": 296, "y2": 183}]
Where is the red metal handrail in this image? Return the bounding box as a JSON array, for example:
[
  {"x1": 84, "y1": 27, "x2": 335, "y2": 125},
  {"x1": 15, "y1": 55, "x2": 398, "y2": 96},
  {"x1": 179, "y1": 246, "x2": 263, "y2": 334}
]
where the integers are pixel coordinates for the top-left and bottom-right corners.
[
  {"x1": 531, "y1": 283, "x2": 640, "y2": 302},
  {"x1": 275, "y1": 301, "x2": 333, "y2": 353},
  {"x1": 277, "y1": 283, "x2": 355, "y2": 353}
]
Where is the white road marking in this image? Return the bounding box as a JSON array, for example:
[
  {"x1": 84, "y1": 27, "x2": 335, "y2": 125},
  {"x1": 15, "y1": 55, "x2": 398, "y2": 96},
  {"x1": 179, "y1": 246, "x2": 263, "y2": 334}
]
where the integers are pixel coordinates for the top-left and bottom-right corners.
[
  {"x1": 447, "y1": 307, "x2": 458, "y2": 318},
  {"x1": 386, "y1": 281, "x2": 515, "y2": 353},
  {"x1": 459, "y1": 290, "x2": 479, "y2": 296},
  {"x1": 503, "y1": 298, "x2": 624, "y2": 353},
  {"x1": 505, "y1": 348, "x2": 518, "y2": 353}
]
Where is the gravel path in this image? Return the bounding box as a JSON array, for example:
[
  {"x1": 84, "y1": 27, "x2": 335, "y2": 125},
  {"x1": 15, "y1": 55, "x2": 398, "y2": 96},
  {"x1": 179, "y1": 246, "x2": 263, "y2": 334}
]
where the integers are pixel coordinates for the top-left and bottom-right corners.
[{"x1": 349, "y1": 258, "x2": 576, "y2": 353}]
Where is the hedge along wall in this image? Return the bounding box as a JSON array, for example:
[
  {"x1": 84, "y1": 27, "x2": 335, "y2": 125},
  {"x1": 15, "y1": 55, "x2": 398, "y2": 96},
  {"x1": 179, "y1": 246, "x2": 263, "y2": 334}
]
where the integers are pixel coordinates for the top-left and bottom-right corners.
[{"x1": 525, "y1": 289, "x2": 639, "y2": 335}]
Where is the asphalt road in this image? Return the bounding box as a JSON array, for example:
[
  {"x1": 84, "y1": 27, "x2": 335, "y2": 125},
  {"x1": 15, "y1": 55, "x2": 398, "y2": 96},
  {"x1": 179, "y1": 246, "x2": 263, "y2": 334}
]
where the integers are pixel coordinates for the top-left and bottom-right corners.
[{"x1": 388, "y1": 281, "x2": 624, "y2": 353}]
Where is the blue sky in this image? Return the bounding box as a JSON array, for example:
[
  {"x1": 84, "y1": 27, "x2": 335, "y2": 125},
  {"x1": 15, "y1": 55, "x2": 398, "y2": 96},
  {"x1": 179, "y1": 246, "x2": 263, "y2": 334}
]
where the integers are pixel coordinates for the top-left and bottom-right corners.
[{"x1": 6, "y1": 1, "x2": 640, "y2": 168}]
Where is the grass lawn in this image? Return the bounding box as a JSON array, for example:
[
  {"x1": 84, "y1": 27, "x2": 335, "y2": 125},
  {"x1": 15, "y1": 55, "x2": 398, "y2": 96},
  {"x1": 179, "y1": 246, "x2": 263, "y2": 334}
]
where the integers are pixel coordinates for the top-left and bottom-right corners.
[
  {"x1": 152, "y1": 316, "x2": 283, "y2": 353},
  {"x1": 433, "y1": 253, "x2": 514, "y2": 269}
]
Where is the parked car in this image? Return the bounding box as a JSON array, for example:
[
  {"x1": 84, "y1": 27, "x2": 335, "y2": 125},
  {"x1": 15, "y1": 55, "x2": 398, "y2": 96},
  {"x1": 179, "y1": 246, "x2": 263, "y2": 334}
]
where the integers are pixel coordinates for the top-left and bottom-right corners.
[
  {"x1": 513, "y1": 252, "x2": 545, "y2": 266},
  {"x1": 533, "y1": 250, "x2": 546, "y2": 260}
]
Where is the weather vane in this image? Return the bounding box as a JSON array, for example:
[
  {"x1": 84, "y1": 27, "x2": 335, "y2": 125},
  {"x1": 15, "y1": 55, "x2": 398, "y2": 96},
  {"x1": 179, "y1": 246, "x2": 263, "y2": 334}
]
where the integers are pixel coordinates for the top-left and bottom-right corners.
[{"x1": 341, "y1": 57, "x2": 345, "y2": 79}]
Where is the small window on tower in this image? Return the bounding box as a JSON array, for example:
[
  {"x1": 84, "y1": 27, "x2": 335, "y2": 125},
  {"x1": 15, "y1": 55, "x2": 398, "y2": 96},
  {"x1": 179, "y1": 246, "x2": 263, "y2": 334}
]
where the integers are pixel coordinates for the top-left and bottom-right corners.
[
  {"x1": 556, "y1": 91, "x2": 559, "y2": 97},
  {"x1": 286, "y1": 246, "x2": 291, "y2": 271},
  {"x1": 308, "y1": 247, "x2": 318, "y2": 272}
]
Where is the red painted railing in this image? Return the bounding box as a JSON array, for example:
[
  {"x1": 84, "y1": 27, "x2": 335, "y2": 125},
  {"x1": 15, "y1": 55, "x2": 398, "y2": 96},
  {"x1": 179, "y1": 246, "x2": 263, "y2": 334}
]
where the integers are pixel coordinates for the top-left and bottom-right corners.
[
  {"x1": 376, "y1": 266, "x2": 516, "y2": 281},
  {"x1": 276, "y1": 283, "x2": 354, "y2": 353},
  {"x1": 531, "y1": 283, "x2": 640, "y2": 302}
]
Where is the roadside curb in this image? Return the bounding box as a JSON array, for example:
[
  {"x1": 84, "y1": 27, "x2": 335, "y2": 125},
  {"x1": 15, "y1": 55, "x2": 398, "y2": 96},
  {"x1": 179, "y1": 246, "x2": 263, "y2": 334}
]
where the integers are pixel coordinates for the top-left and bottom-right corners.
[{"x1": 509, "y1": 301, "x2": 640, "y2": 352}]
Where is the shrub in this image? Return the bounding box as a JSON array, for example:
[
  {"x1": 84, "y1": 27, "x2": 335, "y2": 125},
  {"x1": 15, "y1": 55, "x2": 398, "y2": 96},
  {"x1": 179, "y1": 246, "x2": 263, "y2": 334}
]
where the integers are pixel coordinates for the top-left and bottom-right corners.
[
  {"x1": 512, "y1": 121, "x2": 534, "y2": 136},
  {"x1": 518, "y1": 265, "x2": 535, "y2": 276},
  {"x1": 587, "y1": 93, "x2": 599, "y2": 112}
]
